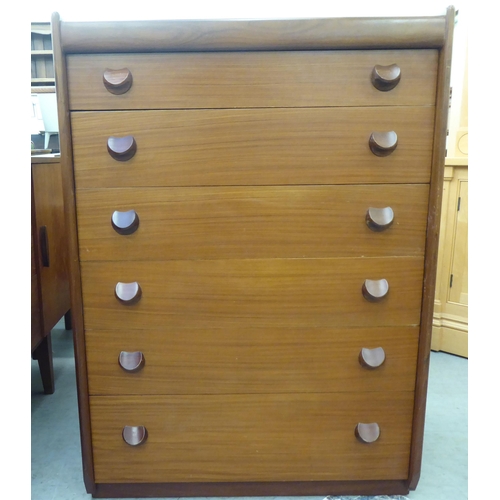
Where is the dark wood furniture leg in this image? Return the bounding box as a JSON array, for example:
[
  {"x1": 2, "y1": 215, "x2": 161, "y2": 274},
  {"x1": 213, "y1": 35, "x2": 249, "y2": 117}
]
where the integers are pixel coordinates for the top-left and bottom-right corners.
[{"x1": 32, "y1": 334, "x2": 55, "y2": 395}]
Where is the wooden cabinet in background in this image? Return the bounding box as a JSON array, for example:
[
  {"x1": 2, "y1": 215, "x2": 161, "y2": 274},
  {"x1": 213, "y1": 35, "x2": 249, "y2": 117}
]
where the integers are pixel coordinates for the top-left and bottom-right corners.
[
  {"x1": 31, "y1": 155, "x2": 71, "y2": 393},
  {"x1": 432, "y1": 158, "x2": 468, "y2": 357}
]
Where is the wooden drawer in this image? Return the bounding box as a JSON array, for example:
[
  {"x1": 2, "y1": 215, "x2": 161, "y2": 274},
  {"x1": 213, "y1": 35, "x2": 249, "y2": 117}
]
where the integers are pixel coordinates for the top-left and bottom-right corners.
[
  {"x1": 90, "y1": 392, "x2": 414, "y2": 483},
  {"x1": 86, "y1": 326, "x2": 419, "y2": 395},
  {"x1": 80, "y1": 257, "x2": 424, "y2": 330},
  {"x1": 67, "y1": 50, "x2": 438, "y2": 110},
  {"x1": 76, "y1": 185, "x2": 429, "y2": 261},
  {"x1": 71, "y1": 107, "x2": 435, "y2": 187}
]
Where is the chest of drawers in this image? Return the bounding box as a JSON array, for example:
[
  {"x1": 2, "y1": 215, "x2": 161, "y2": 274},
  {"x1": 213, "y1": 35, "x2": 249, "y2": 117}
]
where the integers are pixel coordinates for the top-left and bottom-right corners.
[{"x1": 52, "y1": 9, "x2": 454, "y2": 497}]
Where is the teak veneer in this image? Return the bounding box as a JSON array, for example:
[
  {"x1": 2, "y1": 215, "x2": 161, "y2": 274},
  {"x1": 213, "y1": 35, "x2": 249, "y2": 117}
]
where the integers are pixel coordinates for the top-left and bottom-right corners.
[{"x1": 52, "y1": 8, "x2": 454, "y2": 497}]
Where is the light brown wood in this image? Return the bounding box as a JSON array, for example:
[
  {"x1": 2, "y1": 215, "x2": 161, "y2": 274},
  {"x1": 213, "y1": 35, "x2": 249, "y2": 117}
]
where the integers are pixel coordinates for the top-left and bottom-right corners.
[
  {"x1": 76, "y1": 185, "x2": 429, "y2": 261},
  {"x1": 80, "y1": 257, "x2": 424, "y2": 331},
  {"x1": 432, "y1": 163, "x2": 468, "y2": 357},
  {"x1": 67, "y1": 51, "x2": 438, "y2": 110},
  {"x1": 71, "y1": 107, "x2": 435, "y2": 188},
  {"x1": 52, "y1": 9, "x2": 454, "y2": 496},
  {"x1": 90, "y1": 391, "x2": 414, "y2": 483},
  {"x1": 86, "y1": 326, "x2": 419, "y2": 396}
]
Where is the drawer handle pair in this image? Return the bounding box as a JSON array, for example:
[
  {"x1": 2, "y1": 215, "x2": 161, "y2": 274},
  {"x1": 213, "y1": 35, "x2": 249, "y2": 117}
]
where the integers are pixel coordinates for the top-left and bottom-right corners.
[
  {"x1": 114, "y1": 279, "x2": 388, "y2": 304},
  {"x1": 110, "y1": 207, "x2": 393, "y2": 236},
  {"x1": 102, "y1": 64, "x2": 400, "y2": 94},
  {"x1": 106, "y1": 131, "x2": 397, "y2": 161},
  {"x1": 117, "y1": 349, "x2": 383, "y2": 372},
  {"x1": 121, "y1": 423, "x2": 380, "y2": 446}
]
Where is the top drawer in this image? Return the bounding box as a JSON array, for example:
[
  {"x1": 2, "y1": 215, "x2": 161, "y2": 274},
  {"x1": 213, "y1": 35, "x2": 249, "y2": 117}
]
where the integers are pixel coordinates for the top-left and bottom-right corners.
[{"x1": 67, "y1": 50, "x2": 438, "y2": 110}]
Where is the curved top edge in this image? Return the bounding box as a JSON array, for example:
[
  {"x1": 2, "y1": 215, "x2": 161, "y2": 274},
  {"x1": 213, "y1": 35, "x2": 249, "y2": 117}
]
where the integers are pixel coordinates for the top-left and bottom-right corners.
[{"x1": 53, "y1": 12, "x2": 450, "y2": 53}]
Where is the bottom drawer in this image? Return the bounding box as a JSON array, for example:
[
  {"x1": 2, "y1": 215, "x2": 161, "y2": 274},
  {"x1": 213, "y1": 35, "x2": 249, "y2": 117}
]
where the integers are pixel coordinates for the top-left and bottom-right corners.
[{"x1": 90, "y1": 392, "x2": 414, "y2": 483}]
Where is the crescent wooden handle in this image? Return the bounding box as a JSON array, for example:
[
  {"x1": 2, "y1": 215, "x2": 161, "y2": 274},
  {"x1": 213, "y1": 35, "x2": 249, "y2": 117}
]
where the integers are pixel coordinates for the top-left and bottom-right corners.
[
  {"x1": 118, "y1": 351, "x2": 145, "y2": 372},
  {"x1": 115, "y1": 282, "x2": 142, "y2": 305},
  {"x1": 111, "y1": 210, "x2": 140, "y2": 235},
  {"x1": 107, "y1": 136, "x2": 137, "y2": 161},
  {"x1": 355, "y1": 422, "x2": 381, "y2": 443},
  {"x1": 366, "y1": 207, "x2": 394, "y2": 232},
  {"x1": 122, "y1": 425, "x2": 148, "y2": 446},
  {"x1": 369, "y1": 131, "x2": 398, "y2": 157},
  {"x1": 371, "y1": 64, "x2": 401, "y2": 91},
  {"x1": 362, "y1": 279, "x2": 389, "y2": 302},
  {"x1": 359, "y1": 347, "x2": 386, "y2": 369},
  {"x1": 103, "y1": 68, "x2": 133, "y2": 95}
]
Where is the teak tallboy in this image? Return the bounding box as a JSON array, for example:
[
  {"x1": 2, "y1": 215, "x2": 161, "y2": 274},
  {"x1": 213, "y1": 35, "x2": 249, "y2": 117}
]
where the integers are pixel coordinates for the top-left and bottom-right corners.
[{"x1": 52, "y1": 8, "x2": 454, "y2": 497}]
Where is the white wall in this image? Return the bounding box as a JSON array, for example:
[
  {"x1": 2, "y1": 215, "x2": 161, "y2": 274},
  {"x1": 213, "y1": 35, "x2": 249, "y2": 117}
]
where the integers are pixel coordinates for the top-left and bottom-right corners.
[{"x1": 31, "y1": 0, "x2": 460, "y2": 22}]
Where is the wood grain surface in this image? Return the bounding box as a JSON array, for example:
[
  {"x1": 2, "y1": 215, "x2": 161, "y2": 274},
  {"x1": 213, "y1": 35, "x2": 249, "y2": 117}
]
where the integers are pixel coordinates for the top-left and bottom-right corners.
[
  {"x1": 85, "y1": 326, "x2": 419, "y2": 395},
  {"x1": 80, "y1": 257, "x2": 424, "y2": 330},
  {"x1": 90, "y1": 391, "x2": 414, "y2": 483},
  {"x1": 67, "y1": 50, "x2": 438, "y2": 110},
  {"x1": 60, "y1": 17, "x2": 446, "y2": 54},
  {"x1": 71, "y1": 107, "x2": 435, "y2": 188},
  {"x1": 76, "y1": 185, "x2": 429, "y2": 260},
  {"x1": 31, "y1": 161, "x2": 71, "y2": 332}
]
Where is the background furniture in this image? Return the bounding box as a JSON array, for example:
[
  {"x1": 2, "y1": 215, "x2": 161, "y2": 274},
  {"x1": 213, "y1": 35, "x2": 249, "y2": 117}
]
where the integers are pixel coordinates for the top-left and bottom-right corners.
[
  {"x1": 432, "y1": 159, "x2": 468, "y2": 357},
  {"x1": 432, "y1": 14, "x2": 468, "y2": 358},
  {"x1": 52, "y1": 10, "x2": 454, "y2": 497},
  {"x1": 31, "y1": 22, "x2": 55, "y2": 88},
  {"x1": 31, "y1": 154, "x2": 71, "y2": 394}
]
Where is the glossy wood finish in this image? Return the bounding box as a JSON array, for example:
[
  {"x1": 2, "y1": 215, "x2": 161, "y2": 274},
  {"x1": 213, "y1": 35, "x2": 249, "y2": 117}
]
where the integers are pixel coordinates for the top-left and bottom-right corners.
[
  {"x1": 122, "y1": 425, "x2": 147, "y2": 446},
  {"x1": 111, "y1": 210, "x2": 139, "y2": 235},
  {"x1": 103, "y1": 68, "x2": 133, "y2": 95},
  {"x1": 90, "y1": 392, "x2": 414, "y2": 483},
  {"x1": 366, "y1": 206, "x2": 395, "y2": 232},
  {"x1": 71, "y1": 107, "x2": 435, "y2": 188},
  {"x1": 359, "y1": 347, "x2": 387, "y2": 369},
  {"x1": 371, "y1": 64, "x2": 401, "y2": 91},
  {"x1": 107, "y1": 136, "x2": 137, "y2": 161},
  {"x1": 80, "y1": 258, "x2": 424, "y2": 331},
  {"x1": 76, "y1": 185, "x2": 429, "y2": 261},
  {"x1": 52, "y1": 9, "x2": 454, "y2": 497},
  {"x1": 118, "y1": 351, "x2": 145, "y2": 373},
  {"x1": 67, "y1": 50, "x2": 438, "y2": 110},
  {"x1": 114, "y1": 282, "x2": 142, "y2": 305},
  {"x1": 86, "y1": 326, "x2": 418, "y2": 395},
  {"x1": 362, "y1": 278, "x2": 390, "y2": 302},
  {"x1": 355, "y1": 422, "x2": 381, "y2": 443},
  {"x1": 60, "y1": 16, "x2": 446, "y2": 53},
  {"x1": 31, "y1": 160, "x2": 71, "y2": 333},
  {"x1": 369, "y1": 131, "x2": 398, "y2": 157}
]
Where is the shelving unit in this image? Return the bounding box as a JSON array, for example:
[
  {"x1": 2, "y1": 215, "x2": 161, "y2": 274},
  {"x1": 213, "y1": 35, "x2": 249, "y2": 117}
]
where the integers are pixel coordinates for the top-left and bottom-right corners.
[{"x1": 31, "y1": 22, "x2": 55, "y2": 88}]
